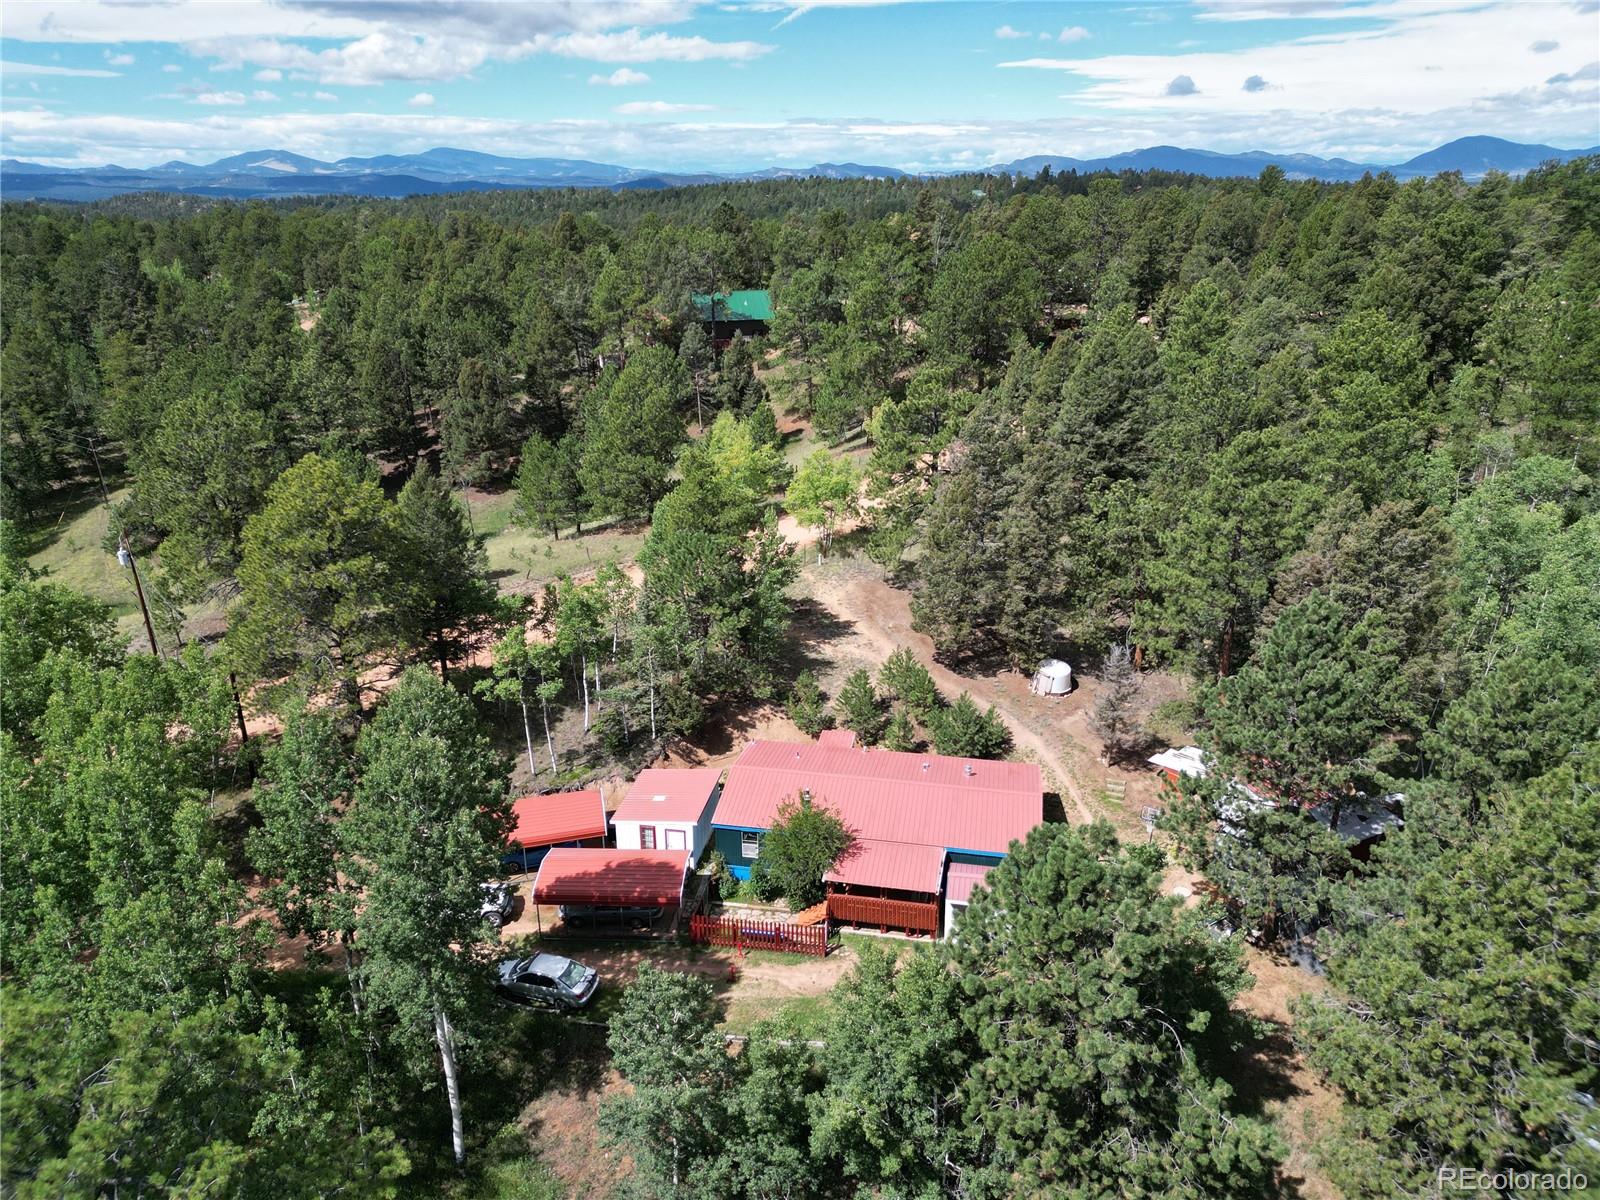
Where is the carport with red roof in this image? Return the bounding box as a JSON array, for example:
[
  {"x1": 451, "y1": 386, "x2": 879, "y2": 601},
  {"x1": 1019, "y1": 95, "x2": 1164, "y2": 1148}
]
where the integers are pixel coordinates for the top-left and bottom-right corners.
[
  {"x1": 503, "y1": 790, "x2": 610, "y2": 873},
  {"x1": 530, "y1": 848, "x2": 691, "y2": 935}
]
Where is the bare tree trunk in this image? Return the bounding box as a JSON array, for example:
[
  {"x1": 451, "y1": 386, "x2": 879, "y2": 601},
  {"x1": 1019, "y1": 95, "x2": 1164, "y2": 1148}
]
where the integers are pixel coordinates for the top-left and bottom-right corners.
[
  {"x1": 594, "y1": 659, "x2": 602, "y2": 702},
  {"x1": 434, "y1": 1008, "x2": 466, "y2": 1166},
  {"x1": 648, "y1": 647, "x2": 658, "y2": 741},
  {"x1": 541, "y1": 697, "x2": 558, "y2": 774},
  {"x1": 519, "y1": 689, "x2": 538, "y2": 778},
  {"x1": 580, "y1": 653, "x2": 591, "y2": 731}
]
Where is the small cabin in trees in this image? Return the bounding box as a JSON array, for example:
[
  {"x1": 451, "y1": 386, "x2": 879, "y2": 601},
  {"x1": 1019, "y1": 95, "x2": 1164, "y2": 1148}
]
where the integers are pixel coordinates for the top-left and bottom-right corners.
[
  {"x1": 692, "y1": 289, "x2": 772, "y2": 344},
  {"x1": 611, "y1": 767, "x2": 722, "y2": 862},
  {"x1": 710, "y1": 738, "x2": 1043, "y2": 937}
]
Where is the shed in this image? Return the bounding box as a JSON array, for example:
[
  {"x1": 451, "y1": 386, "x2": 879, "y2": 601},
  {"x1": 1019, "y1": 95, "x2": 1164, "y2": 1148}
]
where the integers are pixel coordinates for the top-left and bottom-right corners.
[
  {"x1": 1148, "y1": 746, "x2": 1207, "y2": 785},
  {"x1": 504, "y1": 790, "x2": 609, "y2": 872},
  {"x1": 532, "y1": 848, "x2": 691, "y2": 909},
  {"x1": 1031, "y1": 659, "x2": 1073, "y2": 696},
  {"x1": 611, "y1": 767, "x2": 722, "y2": 862},
  {"x1": 691, "y1": 290, "x2": 772, "y2": 342}
]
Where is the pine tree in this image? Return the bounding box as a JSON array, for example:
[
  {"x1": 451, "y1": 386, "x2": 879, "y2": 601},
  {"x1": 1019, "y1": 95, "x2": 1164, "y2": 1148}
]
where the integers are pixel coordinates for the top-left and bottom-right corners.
[
  {"x1": 881, "y1": 708, "x2": 917, "y2": 752},
  {"x1": 835, "y1": 667, "x2": 885, "y2": 745},
  {"x1": 1088, "y1": 643, "x2": 1141, "y2": 764},
  {"x1": 514, "y1": 432, "x2": 584, "y2": 538},
  {"x1": 951, "y1": 822, "x2": 1281, "y2": 1196},
  {"x1": 787, "y1": 670, "x2": 831, "y2": 738},
  {"x1": 392, "y1": 464, "x2": 497, "y2": 680},
  {"x1": 930, "y1": 692, "x2": 1010, "y2": 759}
]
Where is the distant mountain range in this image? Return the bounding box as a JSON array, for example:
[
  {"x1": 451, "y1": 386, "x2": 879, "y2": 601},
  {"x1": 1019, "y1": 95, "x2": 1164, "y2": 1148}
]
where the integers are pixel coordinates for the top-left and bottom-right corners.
[
  {"x1": 2, "y1": 136, "x2": 1591, "y2": 202},
  {"x1": 984, "y1": 136, "x2": 1597, "y2": 183}
]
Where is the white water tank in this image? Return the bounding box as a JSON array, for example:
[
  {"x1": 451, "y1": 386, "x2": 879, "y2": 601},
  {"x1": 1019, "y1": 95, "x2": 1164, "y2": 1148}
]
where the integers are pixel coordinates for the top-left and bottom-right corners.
[{"x1": 1031, "y1": 659, "x2": 1073, "y2": 696}]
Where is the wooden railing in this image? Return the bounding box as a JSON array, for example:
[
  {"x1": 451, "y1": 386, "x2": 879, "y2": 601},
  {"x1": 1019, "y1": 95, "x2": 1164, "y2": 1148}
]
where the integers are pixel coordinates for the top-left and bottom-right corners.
[
  {"x1": 688, "y1": 914, "x2": 829, "y2": 957},
  {"x1": 826, "y1": 893, "x2": 940, "y2": 937}
]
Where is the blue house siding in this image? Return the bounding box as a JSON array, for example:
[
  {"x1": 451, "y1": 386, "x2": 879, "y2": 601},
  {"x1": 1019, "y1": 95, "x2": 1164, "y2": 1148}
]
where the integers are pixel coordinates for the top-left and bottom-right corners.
[{"x1": 713, "y1": 825, "x2": 766, "y2": 880}]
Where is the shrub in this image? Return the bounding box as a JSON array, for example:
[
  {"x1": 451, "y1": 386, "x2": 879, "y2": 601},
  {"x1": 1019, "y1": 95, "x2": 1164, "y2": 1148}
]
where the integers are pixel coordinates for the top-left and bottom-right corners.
[{"x1": 751, "y1": 795, "x2": 854, "y2": 910}]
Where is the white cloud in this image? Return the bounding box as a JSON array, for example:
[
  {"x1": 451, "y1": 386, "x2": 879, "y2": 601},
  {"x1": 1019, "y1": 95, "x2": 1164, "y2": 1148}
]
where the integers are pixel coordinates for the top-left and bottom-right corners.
[
  {"x1": 185, "y1": 25, "x2": 770, "y2": 85},
  {"x1": 253, "y1": 68, "x2": 283, "y2": 81},
  {"x1": 590, "y1": 67, "x2": 651, "y2": 86},
  {"x1": 998, "y1": 2, "x2": 1600, "y2": 117},
  {"x1": 162, "y1": 64, "x2": 182, "y2": 73},
  {"x1": 1242, "y1": 73, "x2": 1270, "y2": 91},
  {"x1": 1166, "y1": 74, "x2": 1199, "y2": 95},
  {"x1": 544, "y1": 29, "x2": 772, "y2": 63},
  {"x1": 1057, "y1": 26, "x2": 1091, "y2": 43},
  {"x1": 0, "y1": 60, "x2": 121, "y2": 78},
  {"x1": 194, "y1": 90, "x2": 248, "y2": 106},
  {"x1": 313, "y1": 91, "x2": 339, "y2": 101},
  {"x1": 105, "y1": 50, "x2": 135, "y2": 67},
  {"x1": 408, "y1": 91, "x2": 436, "y2": 108},
  {"x1": 251, "y1": 89, "x2": 279, "y2": 101},
  {"x1": 614, "y1": 99, "x2": 716, "y2": 114},
  {"x1": 995, "y1": 25, "x2": 1031, "y2": 39}
]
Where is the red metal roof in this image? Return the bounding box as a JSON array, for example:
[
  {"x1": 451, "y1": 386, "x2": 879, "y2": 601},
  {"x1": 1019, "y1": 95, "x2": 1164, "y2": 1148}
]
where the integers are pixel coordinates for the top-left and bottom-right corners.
[
  {"x1": 613, "y1": 767, "x2": 722, "y2": 825},
  {"x1": 532, "y1": 849, "x2": 689, "y2": 907},
  {"x1": 945, "y1": 861, "x2": 994, "y2": 905},
  {"x1": 714, "y1": 740, "x2": 1042, "y2": 856},
  {"x1": 817, "y1": 729, "x2": 858, "y2": 749},
  {"x1": 509, "y1": 790, "x2": 608, "y2": 849},
  {"x1": 824, "y1": 839, "x2": 946, "y2": 894}
]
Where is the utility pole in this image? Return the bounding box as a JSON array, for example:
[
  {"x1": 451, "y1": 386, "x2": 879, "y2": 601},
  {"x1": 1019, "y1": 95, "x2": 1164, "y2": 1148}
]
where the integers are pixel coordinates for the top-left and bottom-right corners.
[
  {"x1": 83, "y1": 432, "x2": 160, "y2": 658},
  {"x1": 115, "y1": 540, "x2": 160, "y2": 658}
]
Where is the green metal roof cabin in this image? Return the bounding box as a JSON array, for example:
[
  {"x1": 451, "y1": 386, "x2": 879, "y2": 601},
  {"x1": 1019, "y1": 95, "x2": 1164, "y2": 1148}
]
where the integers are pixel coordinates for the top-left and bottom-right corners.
[{"x1": 692, "y1": 289, "x2": 772, "y2": 343}]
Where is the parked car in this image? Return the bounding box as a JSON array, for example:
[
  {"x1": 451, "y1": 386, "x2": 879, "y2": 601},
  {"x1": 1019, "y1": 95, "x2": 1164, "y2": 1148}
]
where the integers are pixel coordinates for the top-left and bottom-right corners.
[
  {"x1": 493, "y1": 953, "x2": 599, "y2": 1009},
  {"x1": 481, "y1": 882, "x2": 514, "y2": 929},
  {"x1": 558, "y1": 903, "x2": 663, "y2": 930}
]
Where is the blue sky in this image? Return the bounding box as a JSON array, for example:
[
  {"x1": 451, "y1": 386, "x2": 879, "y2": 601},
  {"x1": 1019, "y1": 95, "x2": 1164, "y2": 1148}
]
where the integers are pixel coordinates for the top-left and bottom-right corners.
[{"x1": 3, "y1": 1, "x2": 1597, "y2": 170}]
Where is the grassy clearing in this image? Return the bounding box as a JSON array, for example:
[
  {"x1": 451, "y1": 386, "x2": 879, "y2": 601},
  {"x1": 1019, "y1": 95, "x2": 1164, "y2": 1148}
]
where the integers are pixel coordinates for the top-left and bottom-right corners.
[
  {"x1": 720, "y1": 993, "x2": 833, "y2": 1037},
  {"x1": 25, "y1": 483, "x2": 141, "y2": 623},
  {"x1": 469, "y1": 492, "x2": 646, "y2": 587}
]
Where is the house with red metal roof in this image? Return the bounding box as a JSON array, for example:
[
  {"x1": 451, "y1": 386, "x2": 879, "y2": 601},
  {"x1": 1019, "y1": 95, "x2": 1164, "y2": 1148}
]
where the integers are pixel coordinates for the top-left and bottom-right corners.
[
  {"x1": 712, "y1": 739, "x2": 1042, "y2": 937},
  {"x1": 504, "y1": 789, "x2": 610, "y2": 873},
  {"x1": 612, "y1": 767, "x2": 722, "y2": 861}
]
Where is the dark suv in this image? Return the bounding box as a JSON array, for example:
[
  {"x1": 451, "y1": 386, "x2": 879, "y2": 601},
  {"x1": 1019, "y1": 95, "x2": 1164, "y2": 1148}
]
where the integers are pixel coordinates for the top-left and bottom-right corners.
[{"x1": 558, "y1": 903, "x2": 663, "y2": 931}]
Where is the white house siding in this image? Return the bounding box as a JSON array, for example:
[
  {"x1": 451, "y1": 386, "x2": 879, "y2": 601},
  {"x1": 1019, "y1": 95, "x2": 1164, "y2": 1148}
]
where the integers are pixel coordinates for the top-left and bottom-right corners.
[{"x1": 614, "y1": 817, "x2": 712, "y2": 863}]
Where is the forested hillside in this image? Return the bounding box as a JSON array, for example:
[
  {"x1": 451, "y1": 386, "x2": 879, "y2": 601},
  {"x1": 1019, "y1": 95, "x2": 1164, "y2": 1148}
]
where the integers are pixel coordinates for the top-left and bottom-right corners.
[{"x1": 3, "y1": 159, "x2": 1598, "y2": 1198}]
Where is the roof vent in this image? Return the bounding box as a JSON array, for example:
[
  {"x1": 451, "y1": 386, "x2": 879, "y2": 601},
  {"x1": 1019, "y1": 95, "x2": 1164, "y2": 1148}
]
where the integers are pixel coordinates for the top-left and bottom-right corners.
[
  {"x1": 652, "y1": 794, "x2": 667, "y2": 803},
  {"x1": 921, "y1": 760, "x2": 929, "y2": 771},
  {"x1": 964, "y1": 764, "x2": 974, "y2": 777}
]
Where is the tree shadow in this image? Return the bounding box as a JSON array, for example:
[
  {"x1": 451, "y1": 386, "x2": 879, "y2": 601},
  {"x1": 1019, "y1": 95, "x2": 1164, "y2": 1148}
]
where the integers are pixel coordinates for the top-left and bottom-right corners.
[
  {"x1": 19, "y1": 472, "x2": 121, "y2": 556},
  {"x1": 781, "y1": 596, "x2": 856, "y2": 678},
  {"x1": 1215, "y1": 1015, "x2": 1309, "y2": 1116}
]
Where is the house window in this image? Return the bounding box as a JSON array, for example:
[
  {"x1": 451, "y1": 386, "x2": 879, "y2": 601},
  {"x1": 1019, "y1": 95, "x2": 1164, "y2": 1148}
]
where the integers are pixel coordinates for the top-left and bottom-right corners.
[
  {"x1": 665, "y1": 827, "x2": 687, "y2": 850},
  {"x1": 741, "y1": 831, "x2": 762, "y2": 859},
  {"x1": 640, "y1": 826, "x2": 656, "y2": 849}
]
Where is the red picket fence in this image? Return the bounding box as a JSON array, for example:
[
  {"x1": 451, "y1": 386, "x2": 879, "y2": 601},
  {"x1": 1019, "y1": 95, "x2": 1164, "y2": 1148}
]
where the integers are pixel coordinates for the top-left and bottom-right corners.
[{"x1": 688, "y1": 914, "x2": 829, "y2": 957}]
